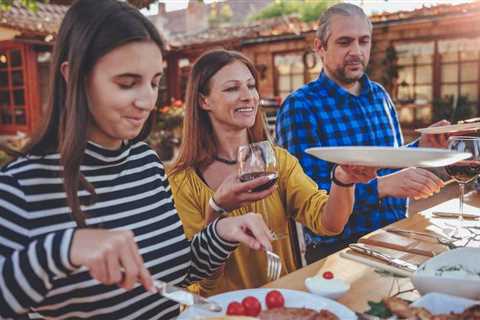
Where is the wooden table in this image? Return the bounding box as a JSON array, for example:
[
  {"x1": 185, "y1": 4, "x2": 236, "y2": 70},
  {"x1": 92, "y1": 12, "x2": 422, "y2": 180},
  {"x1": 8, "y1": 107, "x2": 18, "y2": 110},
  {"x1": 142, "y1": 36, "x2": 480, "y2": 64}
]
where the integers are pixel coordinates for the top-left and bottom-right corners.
[{"x1": 263, "y1": 190, "x2": 480, "y2": 313}]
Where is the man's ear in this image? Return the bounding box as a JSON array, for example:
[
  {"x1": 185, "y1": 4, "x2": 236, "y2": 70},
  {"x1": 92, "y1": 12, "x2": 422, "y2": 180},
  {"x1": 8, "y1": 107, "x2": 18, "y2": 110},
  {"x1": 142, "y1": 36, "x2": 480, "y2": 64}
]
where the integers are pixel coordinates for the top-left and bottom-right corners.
[
  {"x1": 314, "y1": 38, "x2": 326, "y2": 61},
  {"x1": 314, "y1": 38, "x2": 324, "y2": 53},
  {"x1": 60, "y1": 61, "x2": 69, "y2": 83}
]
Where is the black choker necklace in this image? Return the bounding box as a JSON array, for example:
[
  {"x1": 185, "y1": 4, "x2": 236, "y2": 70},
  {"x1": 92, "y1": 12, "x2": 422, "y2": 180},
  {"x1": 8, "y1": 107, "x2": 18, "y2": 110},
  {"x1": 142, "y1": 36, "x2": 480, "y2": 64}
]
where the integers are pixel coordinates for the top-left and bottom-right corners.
[{"x1": 214, "y1": 155, "x2": 237, "y2": 165}]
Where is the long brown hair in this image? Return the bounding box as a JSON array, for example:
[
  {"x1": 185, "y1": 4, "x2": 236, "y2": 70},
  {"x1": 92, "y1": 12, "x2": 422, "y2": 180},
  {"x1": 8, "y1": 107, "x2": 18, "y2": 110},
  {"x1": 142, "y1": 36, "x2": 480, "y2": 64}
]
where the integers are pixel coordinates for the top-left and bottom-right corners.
[
  {"x1": 170, "y1": 49, "x2": 269, "y2": 176},
  {"x1": 23, "y1": 0, "x2": 164, "y2": 227}
]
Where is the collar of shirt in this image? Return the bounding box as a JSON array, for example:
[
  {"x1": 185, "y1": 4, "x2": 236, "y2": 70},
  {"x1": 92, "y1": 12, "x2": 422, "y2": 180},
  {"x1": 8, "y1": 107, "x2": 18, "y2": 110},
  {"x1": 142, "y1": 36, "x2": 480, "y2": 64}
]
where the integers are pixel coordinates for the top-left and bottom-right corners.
[{"x1": 315, "y1": 71, "x2": 373, "y2": 99}]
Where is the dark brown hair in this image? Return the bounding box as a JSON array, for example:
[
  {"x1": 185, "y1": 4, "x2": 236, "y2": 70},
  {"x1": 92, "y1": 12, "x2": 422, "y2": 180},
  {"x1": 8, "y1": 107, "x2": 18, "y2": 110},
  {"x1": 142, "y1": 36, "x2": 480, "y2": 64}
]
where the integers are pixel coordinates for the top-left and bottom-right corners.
[
  {"x1": 170, "y1": 49, "x2": 269, "y2": 176},
  {"x1": 24, "y1": 0, "x2": 164, "y2": 227}
]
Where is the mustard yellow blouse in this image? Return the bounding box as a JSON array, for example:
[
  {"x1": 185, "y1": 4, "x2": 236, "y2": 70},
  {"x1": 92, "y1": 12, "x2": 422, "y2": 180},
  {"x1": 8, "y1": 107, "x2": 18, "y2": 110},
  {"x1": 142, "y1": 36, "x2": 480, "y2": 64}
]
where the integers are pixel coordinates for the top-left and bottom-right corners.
[{"x1": 168, "y1": 146, "x2": 336, "y2": 296}]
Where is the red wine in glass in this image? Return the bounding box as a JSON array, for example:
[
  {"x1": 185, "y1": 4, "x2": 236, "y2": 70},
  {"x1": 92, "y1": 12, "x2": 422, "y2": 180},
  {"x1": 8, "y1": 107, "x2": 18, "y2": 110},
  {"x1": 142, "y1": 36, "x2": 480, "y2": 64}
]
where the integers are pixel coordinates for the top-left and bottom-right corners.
[
  {"x1": 239, "y1": 171, "x2": 278, "y2": 192},
  {"x1": 445, "y1": 160, "x2": 480, "y2": 183}
]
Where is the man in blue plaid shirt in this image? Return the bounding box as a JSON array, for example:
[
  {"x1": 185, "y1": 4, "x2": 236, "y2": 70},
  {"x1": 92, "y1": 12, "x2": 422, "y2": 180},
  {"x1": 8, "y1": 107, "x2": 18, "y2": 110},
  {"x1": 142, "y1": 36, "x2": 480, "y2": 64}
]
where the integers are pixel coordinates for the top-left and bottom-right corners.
[{"x1": 276, "y1": 3, "x2": 446, "y2": 263}]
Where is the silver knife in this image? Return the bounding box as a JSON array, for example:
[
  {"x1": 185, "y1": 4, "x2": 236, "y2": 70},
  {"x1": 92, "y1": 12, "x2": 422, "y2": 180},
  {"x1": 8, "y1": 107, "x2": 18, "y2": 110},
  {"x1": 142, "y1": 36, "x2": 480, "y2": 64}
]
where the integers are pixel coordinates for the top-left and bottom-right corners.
[
  {"x1": 154, "y1": 280, "x2": 222, "y2": 312},
  {"x1": 349, "y1": 243, "x2": 418, "y2": 272}
]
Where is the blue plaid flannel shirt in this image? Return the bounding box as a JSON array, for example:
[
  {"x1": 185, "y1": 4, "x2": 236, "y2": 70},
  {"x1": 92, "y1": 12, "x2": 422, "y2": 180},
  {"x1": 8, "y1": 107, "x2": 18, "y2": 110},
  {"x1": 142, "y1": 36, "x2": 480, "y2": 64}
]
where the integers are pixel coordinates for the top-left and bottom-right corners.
[{"x1": 276, "y1": 71, "x2": 412, "y2": 245}]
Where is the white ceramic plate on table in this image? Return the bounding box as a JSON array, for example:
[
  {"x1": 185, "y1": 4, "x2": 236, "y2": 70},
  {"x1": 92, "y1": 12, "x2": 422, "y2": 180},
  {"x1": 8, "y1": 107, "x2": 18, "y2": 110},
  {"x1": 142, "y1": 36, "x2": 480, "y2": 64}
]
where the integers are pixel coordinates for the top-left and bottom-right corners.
[
  {"x1": 415, "y1": 122, "x2": 480, "y2": 134},
  {"x1": 177, "y1": 288, "x2": 356, "y2": 319},
  {"x1": 412, "y1": 292, "x2": 479, "y2": 315},
  {"x1": 305, "y1": 146, "x2": 471, "y2": 168}
]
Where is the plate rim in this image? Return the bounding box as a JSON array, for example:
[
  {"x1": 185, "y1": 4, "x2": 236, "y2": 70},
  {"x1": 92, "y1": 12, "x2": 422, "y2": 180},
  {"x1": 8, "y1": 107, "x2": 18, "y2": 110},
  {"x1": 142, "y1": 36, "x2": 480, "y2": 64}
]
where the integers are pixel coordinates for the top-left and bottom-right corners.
[
  {"x1": 415, "y1": 122, "x2": 480, "y2": 134},
  {"x1": 304, "y1": 146, "x2": 471, "y2": 168},
  {"x1": 178, "y1": 287, "x2": 356, "y2": 319}
]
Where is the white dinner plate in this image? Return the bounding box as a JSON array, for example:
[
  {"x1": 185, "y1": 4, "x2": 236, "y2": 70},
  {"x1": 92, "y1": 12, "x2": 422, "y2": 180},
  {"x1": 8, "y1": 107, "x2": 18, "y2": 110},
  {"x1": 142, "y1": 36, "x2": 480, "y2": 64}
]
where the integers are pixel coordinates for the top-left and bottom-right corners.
[
  {"x1": 411, "y1": 292, "x2": 479, "y2": 315},
  {"x1": 415, "y1": 122, "x2": 480, "y2": 134},
  {"x1": 177, "y1": 288, "x2": 356, "y2": 319},
  {"x1": 305, "y1": 146, "x2": 471, "y2": 168}
]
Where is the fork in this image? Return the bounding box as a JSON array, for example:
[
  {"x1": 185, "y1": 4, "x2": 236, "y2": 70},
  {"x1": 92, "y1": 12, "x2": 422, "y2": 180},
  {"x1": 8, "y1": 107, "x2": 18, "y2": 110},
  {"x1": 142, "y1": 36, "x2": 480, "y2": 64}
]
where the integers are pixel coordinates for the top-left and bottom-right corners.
[{"x1": 265, "y1": 249, "x2": 282, "y2": 281}]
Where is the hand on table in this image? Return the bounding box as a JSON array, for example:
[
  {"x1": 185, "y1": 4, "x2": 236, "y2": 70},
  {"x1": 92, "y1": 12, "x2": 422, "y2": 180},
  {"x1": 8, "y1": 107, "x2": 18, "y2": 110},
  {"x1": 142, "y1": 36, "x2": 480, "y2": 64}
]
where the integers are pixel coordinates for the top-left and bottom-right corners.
[{"x1": 378, "y1": 167, "x2": 445, "y2": 200}]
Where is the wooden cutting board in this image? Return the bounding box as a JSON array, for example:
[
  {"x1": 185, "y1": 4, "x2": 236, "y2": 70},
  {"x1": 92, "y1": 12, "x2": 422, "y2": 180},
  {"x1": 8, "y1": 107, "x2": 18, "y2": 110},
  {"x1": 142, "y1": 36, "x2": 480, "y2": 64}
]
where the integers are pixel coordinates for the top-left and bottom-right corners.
[{"x1": 359, "y1": 229, "x2": 448, "y2": 257}]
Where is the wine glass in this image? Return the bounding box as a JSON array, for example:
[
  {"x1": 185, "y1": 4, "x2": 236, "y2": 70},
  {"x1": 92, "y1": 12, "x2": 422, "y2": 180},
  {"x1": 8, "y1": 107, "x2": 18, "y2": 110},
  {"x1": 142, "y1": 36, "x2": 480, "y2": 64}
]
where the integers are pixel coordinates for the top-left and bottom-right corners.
[
  {"x1": 238, "y1": 141, "x2": 278, "y2": 191},
  {"x1": 238, "y1": 141, "x2": 285, "y2": 239},
  {"x1": 444, "y1": 136, "x2": 480, "y2": 238}
]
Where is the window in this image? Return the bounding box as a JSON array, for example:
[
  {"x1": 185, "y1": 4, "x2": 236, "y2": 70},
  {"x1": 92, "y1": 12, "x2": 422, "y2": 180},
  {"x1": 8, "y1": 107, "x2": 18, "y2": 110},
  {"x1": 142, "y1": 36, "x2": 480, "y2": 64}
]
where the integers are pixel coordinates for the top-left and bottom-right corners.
[
  {"x1": 0, "y1": 42, "x2": 38, "y2": 135},
  {"x1": 275, "y1": 53, "x2": 304, "y2": 100},
  {"x1": 439, "y1": 38, "x2": 479, "y2": 105},
  {"x1": 274, "y1": 51, "x2": 323, "y2": 100},
  {"x1": 396, "y1": 41, "x2": 434, "y2": 104}
]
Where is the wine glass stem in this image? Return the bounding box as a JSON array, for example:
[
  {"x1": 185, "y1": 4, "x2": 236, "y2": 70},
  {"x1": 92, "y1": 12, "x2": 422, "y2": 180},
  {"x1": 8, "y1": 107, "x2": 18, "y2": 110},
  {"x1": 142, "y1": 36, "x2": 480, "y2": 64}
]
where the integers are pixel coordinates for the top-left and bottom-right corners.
[{"x1": 459, "y1": 182, "x2": 465, "y2": 222}]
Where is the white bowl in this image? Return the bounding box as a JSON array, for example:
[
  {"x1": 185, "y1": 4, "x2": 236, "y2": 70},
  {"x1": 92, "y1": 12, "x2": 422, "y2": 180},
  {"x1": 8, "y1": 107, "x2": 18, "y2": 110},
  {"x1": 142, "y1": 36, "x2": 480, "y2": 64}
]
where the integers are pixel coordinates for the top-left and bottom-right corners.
[
  {"x1": 411, "y1": 247, "x2": 480, "y2": 300},
  {"x1": 304, "y1": 276, "x2": 350, "y2": 300}
]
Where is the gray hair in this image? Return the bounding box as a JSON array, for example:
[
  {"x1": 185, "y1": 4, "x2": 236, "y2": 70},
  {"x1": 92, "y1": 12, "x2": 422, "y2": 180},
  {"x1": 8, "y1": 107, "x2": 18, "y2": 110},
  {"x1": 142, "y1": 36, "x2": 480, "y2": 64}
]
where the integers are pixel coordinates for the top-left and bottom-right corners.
[{"x1": 316, "y1": 3, "x2": 372, "y2": 47}]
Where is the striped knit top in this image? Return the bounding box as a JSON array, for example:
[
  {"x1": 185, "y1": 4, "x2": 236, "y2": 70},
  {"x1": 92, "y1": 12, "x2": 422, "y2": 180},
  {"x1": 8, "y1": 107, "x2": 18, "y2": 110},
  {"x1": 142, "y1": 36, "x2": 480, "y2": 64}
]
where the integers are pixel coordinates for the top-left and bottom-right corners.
[{"x1": 0, "y1": 141, "x2": 237, "y2": 319}]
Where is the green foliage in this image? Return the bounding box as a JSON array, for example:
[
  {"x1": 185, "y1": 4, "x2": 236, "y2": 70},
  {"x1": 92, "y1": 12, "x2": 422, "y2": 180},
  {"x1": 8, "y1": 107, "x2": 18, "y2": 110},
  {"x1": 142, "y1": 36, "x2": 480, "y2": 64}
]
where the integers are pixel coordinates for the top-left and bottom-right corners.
[
  {"x1": 0, "y1": 0, "x2": 159, "y2": 11},
  {"x1": 250, "y1": 0, "x2": 336, "y2": 23},
  {"x1": 432, "y1": 95, "x2": 478, "y2": 123},
  {"x1": 365, "y1": 300, "x2": 393, "y2": 318},
  {"x1": 0, "y1": 0, "x2": 46, "y2": 12},
  {"x1": 208, "y1": 2, "x2": 233, "y2": 27}
]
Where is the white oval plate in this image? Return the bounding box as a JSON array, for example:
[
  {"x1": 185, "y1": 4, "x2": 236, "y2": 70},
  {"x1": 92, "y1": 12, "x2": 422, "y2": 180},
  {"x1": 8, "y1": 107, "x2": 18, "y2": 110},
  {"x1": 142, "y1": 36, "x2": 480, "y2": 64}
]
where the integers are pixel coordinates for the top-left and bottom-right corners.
[
  {"x1": 415, "y1": 122, "x2": 480, "y2": 134},
  {"x1": 305, "y1": 146, "x2": 471, "y2": 168},
  {"x1": 411, "y1": 292, "x2": 479, "y2": 315},
  {"x1": 177, "y1": 288, "x2": 356, "y2": 319}
]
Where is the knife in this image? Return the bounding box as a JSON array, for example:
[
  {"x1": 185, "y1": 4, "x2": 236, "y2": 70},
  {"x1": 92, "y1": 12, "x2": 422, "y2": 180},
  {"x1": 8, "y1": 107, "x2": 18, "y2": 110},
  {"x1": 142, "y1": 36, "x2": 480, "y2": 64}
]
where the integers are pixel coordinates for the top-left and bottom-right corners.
[
  {"x1": 386, "y1": 227, "x2": 453, "y2": 245},
  {"x1": 154, "y1": 280, "x2": 222, "y2": 312},
  {"x1": 349, "y1": 243, "x2": 418, "y2": 272}
]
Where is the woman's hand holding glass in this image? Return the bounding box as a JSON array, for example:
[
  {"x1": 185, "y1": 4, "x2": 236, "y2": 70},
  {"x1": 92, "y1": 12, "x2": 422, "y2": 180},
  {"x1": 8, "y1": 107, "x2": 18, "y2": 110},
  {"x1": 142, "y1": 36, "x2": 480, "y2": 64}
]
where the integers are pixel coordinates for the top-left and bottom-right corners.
[{"x1": 212, "y1": 172, "x2": 277, "y2": 212}]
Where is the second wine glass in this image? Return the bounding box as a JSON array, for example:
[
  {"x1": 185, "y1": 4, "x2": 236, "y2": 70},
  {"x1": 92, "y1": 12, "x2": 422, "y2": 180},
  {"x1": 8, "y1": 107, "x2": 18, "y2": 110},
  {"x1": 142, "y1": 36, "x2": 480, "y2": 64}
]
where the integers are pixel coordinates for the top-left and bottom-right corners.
[{"x1": 444, "y1": 136, "x2": 480, "y2": 238}]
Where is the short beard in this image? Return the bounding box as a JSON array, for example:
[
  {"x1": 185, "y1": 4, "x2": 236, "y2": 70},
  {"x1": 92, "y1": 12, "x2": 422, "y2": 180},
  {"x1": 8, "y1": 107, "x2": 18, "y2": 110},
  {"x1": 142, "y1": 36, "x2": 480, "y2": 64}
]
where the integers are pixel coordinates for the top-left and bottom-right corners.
[{"x1": 327, "y1": 62, "x2": 366, "y2": 86}]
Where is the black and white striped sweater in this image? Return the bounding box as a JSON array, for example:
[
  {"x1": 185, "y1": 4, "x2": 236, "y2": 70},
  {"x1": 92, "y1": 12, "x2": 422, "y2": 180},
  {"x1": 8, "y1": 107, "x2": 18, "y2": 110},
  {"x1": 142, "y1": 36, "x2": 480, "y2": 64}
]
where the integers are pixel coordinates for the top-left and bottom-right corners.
[{"x1": 0, "y1": 141, "x2": 236, "y2": 319}]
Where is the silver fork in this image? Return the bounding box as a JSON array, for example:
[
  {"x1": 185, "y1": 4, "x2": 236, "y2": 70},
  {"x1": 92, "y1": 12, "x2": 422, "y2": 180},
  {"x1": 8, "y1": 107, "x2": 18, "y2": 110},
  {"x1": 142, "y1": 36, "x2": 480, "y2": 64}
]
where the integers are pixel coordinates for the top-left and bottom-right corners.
[{"x1": 265, "y1": 249, "x2": 282, "y2": 281}]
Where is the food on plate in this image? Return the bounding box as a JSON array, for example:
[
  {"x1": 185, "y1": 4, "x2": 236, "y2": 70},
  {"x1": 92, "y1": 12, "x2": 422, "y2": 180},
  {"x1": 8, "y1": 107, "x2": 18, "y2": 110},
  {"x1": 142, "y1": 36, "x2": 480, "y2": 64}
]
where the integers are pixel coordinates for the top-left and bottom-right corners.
[
  {"x1": 227, "y1": 301, "x2": 246, "y2": 316},
  {"x1": 242, "y1": 296, "x2": 262, "y2": 316},
  {"x1": 201, "y1": 317, "x2": 258, "y2": 320},
  {"x1": 258, "y1": 307, "x2": 339, "y2": 320},
  {"x1": 432, "y1": 264, "x2": 480, "y2": 279},
  {"x1": 322, "y1": 271, "x2": 334, "y2": 279},
  {"x1": 383, "y1": 297, "x2": 432, "y2": 319},
  {"x1": 265, "y1": 290, "x2": 285, "y2": 309},
  {"x1": 379, "y1": 297, "x2": 480, "y2": 319}
]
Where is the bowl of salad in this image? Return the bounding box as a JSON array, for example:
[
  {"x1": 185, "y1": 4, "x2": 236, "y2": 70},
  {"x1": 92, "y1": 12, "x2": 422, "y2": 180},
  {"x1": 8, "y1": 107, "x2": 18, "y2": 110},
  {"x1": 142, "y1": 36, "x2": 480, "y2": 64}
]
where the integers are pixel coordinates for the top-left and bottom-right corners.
[{"x1": 412, "y1": 247, "x2": 480, "y2": 299}]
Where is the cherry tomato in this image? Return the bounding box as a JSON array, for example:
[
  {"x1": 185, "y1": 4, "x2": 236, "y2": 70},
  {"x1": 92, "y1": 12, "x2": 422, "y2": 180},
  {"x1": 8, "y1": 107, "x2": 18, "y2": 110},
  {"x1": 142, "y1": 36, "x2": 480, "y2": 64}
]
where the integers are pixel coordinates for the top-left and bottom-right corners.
[
  {"x1": 226, "y1": 301, "x2": 246, "y2": 315},
  {"x1": 323, "y1": 271, "x2": 334, "y2": 279},
  {"x1": 242, "y1": 296, "x2": 261, "y2": 316},
  {"x1": 265, "y1": 290, "x2": 285, "y2": 309}
]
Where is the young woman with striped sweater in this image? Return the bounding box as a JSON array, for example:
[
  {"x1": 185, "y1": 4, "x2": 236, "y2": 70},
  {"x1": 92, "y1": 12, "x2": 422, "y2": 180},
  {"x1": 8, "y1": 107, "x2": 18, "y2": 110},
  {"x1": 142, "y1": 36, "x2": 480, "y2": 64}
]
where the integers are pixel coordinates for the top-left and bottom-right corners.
[{"x1": 0, "y1": 1, "x2": 273, "y2": 319}]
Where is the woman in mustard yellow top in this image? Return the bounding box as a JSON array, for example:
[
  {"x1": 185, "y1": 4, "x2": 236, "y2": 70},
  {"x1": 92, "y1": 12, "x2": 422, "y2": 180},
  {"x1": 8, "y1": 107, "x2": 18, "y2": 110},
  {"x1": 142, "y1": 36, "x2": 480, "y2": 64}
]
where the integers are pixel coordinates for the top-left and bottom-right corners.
[{"x1": 168, "y1": 49, "x2": 376, "y2": 296}]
